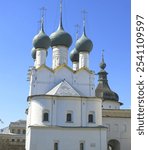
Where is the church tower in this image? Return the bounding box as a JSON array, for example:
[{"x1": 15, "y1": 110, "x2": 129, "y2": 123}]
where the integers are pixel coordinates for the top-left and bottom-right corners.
[
  {"x1": 26, "y1": 1, "x2": 107, "y2": 150},
  {"x1": 95, "y1": 50, "x2": 123, "y2": 109}
]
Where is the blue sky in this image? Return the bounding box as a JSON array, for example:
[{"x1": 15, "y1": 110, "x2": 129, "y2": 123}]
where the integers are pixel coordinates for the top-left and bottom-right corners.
[{"x1": 0, "y1": 0, "x2": 130, "y2": 128}]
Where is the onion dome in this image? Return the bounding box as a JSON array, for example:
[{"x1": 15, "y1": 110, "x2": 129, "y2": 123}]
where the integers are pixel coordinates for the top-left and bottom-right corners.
[
  {"x1": 33, "y1": 18, "x2": 50, "y2": 49},
  {"x1": 70, "y1": 48, "x2": 79, "y2": 62},
  {"x1": 50, "y1": 25, "x2": 72, "y2": 48},
  {"x1": 76, "y1": 32, "x2": 93, "y2": 53},
  {"x1": 100, "y1": 56, "x2": 106, "y2": 70},
  {"x1": 75, "y1": 23, "x2": 93, "y2": 53},
  {"x1": 95, "y1": 51, "x2": 119, "y2": 102},
  {"x1": 49, "y1": 1, "x2": 72, "y2": 48},
  {"x1": 31, "y1": 48, "x2": 36, "y2": 59}
]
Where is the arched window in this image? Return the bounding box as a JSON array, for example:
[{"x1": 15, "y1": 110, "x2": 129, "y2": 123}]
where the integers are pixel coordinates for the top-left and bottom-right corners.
[
  {"x1": 66, "y1": 113, "x2": 72, "y2": 122},
  {"x1": 12, "y1": 139, "x2": 15, "y2": 142},
  {"x1": 88, "y1": 112, "x2": 95, "y2": 123},
  {"x1": 88, "y1": 114, "x2": 94, "y2": 123},
  {"x1": 43, "y1": 112, "x2": 49, "y2": 121},
  {"x1": 23, "y1": 129, "x2": 26, "y2": 134},
  {"x1": 54, "y1": 142, "x2": 58, "y2": 150},
  {"x1": 80, "y1": 143, "x2": 84, "y2": 150},
  {"x1": 11, "y1": 129, "x2": 15, "y2": 133},
  {"x1": 17, "y1": 129, "x2": 21, "y2": 134},
  {"x1": 108, "y1": 139, "x2": 120, "y2": 150}
]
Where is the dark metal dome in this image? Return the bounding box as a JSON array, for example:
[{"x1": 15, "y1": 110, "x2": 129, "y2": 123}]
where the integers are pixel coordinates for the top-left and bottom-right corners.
[
  {"x1": 75, "y1": 33, "x2": 93, "y2": 53},
  {"x1": 50, "y1": 26, "x2": 72, "y2": 48},
  {"x1": 33, "y1": 23, "x2": 50, "y2": 49},
  {"x1": 31, "y1": 48, "x2": 36, "y2": 59},
  {"x1": 70, "y1": 48, "x2": 79, "y2": 62}
]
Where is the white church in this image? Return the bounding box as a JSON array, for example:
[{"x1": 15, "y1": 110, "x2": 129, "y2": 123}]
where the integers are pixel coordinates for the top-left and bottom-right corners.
[{"x1": 25, "y1": 2, "x2": 131, "y2": 150}]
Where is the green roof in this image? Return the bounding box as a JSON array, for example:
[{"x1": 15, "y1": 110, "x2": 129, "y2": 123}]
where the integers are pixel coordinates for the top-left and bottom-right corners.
[
  {"x1": 70, "y1": 48, "x2": 79, "y2": 62},
  {"x1": 50, "y1": 26, "x2": 72, "y2": 48},
  {"x1": 76, "y1": 33, "x2": 93, "y2": 53},
  {"x1": 33, "y1": 29, "x2": 50, "y2": 49}
]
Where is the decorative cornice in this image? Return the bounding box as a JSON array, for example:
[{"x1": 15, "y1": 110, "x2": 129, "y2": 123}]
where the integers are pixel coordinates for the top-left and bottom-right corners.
[
  {"x1": 36, "y1": 64, "x2": 93, "y2": 75},
  {"x1": 36, "y1": 64, "x2": 54, "y2": 72}
]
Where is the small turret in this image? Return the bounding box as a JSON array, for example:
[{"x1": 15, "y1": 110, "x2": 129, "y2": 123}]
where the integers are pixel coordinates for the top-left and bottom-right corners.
[{"x1": 95, "y1": 50, "x2": 122, "y2": 109}]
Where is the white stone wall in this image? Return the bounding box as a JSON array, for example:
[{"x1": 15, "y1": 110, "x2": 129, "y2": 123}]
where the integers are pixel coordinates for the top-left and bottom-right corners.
[
  {"x1": 28, "y1": 96, "x2": 102, "y2": 127},
  {"x1": 103, "y1": 117, "x2": 131, "y2": 150},
  {"x1": 102, "y1": 100, "x2": 121, "y2": 109},
  {"x1": 29, "y1": 66, "x2": 95, "y2": 97},
  {"x1": 27, "y1": 127, "x2": 107, "y2": 150}
]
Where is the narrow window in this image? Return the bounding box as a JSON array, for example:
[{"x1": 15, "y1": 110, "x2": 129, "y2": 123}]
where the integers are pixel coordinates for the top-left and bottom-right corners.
[
  {"x1": 66, "y1": 113, "x2": 72, "y2": 122},
  {"x1": 88, "y1": 114, "x2": 94, "y2": 123},
  {"x1": 54, "y1": 142, "x2": 58, "y2": 150},
  {"x1": 80, "y1": 143, "x2": 84, "y2": 150},
  {"x1": 12, "y1": 139, "x2": 15, "y2": 142},
  {"x1": 23, "y1": 129, "x2": 26, "y2": 134},
  {"x1": 11, "y1": 129, "x2": 15, "y2": 133},
  {"x1": 17, "y1": 129, "x2": 21, "y2": 134},
  {"x1": 43, "y1": 112, "x2": 49, "y2": 121}
]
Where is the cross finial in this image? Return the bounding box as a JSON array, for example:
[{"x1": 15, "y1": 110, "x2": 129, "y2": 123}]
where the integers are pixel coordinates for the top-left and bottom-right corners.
[
  {"x1": 39, "y1": 7, "x2": 47, "y2": 32},
  {"x1": 81, "y1": 9, "x2": 87, "y2": 35},
  {"x1": 75, "y1": 24, "x2": 80, "y2": 40},
  {"x1": 102, "y1": 49, "x2": 104, "y2": 62},
  {"x1": 40, "y1": 7, "x2": 46, "y2": 18}
]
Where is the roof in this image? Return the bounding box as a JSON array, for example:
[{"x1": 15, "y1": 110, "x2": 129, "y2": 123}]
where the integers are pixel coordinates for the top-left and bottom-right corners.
[
  {"x1": 102, "y1": 109, "x2": 131, "y2": 118},
  {"x1": 46, "y1": 80, "x2": 81, "y2": 96},
  {"x1": 29, "y1": 125, "x2": 107, "y2": 129}
]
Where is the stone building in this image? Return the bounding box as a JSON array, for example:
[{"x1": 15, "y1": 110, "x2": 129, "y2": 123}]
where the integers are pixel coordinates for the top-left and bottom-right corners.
[
  {"x1": 0, "y1": 120, "x2": 26, "y2": 150},
  {"x1": 0, "y1": 1, "x2": 131, "y2": 150},
  {"x1": 25, "y1": 1, "x2": 131, "y2": 149}
]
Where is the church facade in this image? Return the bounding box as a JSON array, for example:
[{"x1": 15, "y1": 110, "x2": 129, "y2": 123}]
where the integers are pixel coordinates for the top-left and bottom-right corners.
[{"x1": 25, "y1": 2, "x2": 130, "y2": 150}]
